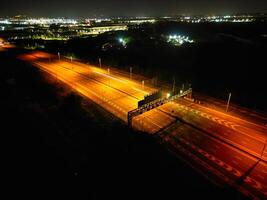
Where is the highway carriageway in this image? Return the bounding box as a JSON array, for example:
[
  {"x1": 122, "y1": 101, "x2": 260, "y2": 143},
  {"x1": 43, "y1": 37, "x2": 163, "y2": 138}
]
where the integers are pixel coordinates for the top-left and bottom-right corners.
[{"x1": 18, "y1": 51, "x2": 267, "y2": 199}]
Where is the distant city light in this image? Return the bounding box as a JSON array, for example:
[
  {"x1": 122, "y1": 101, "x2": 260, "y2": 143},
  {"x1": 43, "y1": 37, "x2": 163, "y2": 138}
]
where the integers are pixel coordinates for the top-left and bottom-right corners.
[
  {"x1": 95, "y1": 18, "x2": 111, "y2": 23},
  {"x1": 167, "y1": 34, "x2": 194, "y2": 46},
  {"x1": 179, "y1": 15, "x2": 254, "y2": 23},
  {"x1": 125, "y1": 19, "x2": 156, "y2": 24},
  {"x1": 25, "y1": 18, "x2": 78, "y2": 25},
  {"x1": 0, "y1": 19, "x2": 11, "y2": 24},
  {"x1": 0, "y1": 18, "x2": 78, "y2": 25}
]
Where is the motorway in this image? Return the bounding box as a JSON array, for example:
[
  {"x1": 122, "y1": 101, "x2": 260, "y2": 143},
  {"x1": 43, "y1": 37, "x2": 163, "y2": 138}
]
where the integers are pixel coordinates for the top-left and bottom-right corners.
[
  {"x1": 19, "y1": 52, "x2": 162, "y2": 124},
  {"x1": 158, "y1": 100, "x2": 267, "y2": 198},
  {"x1": 16, "y1": 50, "x2": 267, "y2": 199},
  {"x1": 193, "y1": 92, "x2": 267, "y2": 126}
]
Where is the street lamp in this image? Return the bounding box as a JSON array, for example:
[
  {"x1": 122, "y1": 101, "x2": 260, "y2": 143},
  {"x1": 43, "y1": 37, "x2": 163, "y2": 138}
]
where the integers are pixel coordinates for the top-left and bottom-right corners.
[
  {"x1": 71, "y1": 56, "x2": 73, "y2": 70},
  {"x1": 130, "y1": 67, "x2": 132, "y2": 79},
  {"x1": 226, "y1": 92, "x2": 232, "y2": 112},
  {"x1": 99, "y1": 58, "x2": 102, "y2": 68},
  {"x1": 172, "y1": 77, "x2": 175, "y2": 93},
  {"x1": 107, "y1": 68, "x2": 110, "y2": 86}
]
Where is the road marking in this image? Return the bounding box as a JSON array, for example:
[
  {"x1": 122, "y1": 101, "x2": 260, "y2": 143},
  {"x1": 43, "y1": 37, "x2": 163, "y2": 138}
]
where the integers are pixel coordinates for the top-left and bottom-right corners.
[
  {"x1": 234, "y1": 156, "x2": 242, "y2": 161},
  {"x1": 257, "y1": 174, "x2": 265, "y2": 180},
  {"x1": 241, "y1": 141, "x2": 248, "y2": 145}
]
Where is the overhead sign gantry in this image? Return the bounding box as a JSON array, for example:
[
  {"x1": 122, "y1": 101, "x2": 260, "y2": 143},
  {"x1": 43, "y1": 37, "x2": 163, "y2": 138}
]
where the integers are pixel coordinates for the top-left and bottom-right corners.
[{"x1": 128, "y1": 88, "x2": 192, "y2": 127}]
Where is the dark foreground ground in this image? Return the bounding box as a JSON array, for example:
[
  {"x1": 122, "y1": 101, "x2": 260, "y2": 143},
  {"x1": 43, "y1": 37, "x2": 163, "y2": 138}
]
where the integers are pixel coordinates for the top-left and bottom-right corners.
[{"x1": 0, "y1": 49, "x2": 247, "y2": 199}]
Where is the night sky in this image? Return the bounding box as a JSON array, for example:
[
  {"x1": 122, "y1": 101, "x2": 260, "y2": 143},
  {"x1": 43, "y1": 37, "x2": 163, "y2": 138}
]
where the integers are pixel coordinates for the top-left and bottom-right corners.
[{"x1": 1, "y1": 0, "x2": 267, "y2": 17}]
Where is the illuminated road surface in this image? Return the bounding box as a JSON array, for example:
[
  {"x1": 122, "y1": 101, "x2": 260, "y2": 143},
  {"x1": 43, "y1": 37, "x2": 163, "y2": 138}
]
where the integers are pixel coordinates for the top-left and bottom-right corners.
[
  {"x1": 17, "y1": 51, "x2": 267, "y2": 199},
  {"x1": 19, "y1": 52, "x2": 165, "y2": 127},
  {"x1": 159, "y1": 100, "x2": 267, "y2": 159},
  {"x1": 193, "y1": 92, "x2": 267, "y2": 126},
  {"x1": 157, "y1": 102, "x2": 267, "y2": 198},
  {"x1": 161, "y1": 123, "x2": 267, "y2": 199}
]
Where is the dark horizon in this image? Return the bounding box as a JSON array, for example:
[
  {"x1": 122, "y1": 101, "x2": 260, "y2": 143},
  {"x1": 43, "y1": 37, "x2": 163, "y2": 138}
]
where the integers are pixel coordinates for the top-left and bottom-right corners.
[
  {"x1": 1, "y1": 12, "x2": 267, "y2": 19},
  {"x1": 1, "y1": 0, "x2": 267, "y2": 18}
]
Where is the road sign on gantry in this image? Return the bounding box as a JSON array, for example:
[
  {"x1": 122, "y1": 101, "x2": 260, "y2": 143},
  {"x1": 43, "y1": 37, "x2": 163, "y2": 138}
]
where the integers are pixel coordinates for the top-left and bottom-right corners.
[
  {"x1": 128, "y1": 88, "x2": 192, "y2": 127},
  {"x1": 138, "y1": 90, "x2": 163, "y2": 108}
]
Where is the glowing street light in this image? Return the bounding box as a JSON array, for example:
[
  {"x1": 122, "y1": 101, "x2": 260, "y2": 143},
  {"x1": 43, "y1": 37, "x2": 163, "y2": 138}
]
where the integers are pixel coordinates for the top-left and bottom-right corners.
[
  {"x1": 166, "y1": 93, "x2": 171, "y2": 98},
  {"x1": 118, "y1": 37, "x2": 127, "y2": 46}
]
